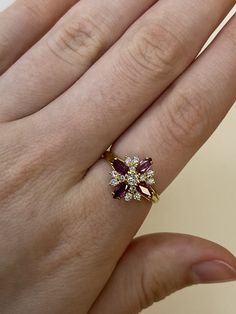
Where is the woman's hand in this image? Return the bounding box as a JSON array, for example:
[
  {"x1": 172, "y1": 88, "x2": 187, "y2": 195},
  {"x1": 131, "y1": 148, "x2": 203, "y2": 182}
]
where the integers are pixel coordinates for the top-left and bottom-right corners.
[{"x1": 0, "y1": 0, "x2": 236, "y2": 313}]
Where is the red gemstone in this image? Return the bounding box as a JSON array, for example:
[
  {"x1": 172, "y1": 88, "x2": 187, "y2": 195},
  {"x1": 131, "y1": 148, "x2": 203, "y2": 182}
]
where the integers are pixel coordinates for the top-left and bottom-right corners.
[
  {"x1": 113, "y1": 183, "x2": 128, "y2": 199},
  {"x1": 112, "y1": 158, "x2": 129, "y2": 175},
  {"x1": 137, "y1": 183, "x2": 152, "y2": 199},
  {"x1": 137, "y1": 158, "x2": 152, "y2": 173}
]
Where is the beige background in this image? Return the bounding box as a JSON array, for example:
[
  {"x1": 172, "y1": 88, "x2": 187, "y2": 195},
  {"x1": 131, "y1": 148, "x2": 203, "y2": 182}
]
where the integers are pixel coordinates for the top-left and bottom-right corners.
[{"x1": 0, "y1": 1, "x2": 235, "y2": 313}]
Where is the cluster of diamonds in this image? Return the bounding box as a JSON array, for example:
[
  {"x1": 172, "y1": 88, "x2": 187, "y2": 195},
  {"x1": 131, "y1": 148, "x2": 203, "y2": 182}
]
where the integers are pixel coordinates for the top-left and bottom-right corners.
[{"x1": 110, "y1": 156, "x2": 155, "y2": 202}]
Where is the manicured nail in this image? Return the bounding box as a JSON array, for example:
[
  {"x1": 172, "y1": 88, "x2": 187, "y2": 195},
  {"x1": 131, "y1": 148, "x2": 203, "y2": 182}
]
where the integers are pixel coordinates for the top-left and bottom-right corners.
[{"x1": 191, "y1": 260, "x2": 236, "y2": 284}]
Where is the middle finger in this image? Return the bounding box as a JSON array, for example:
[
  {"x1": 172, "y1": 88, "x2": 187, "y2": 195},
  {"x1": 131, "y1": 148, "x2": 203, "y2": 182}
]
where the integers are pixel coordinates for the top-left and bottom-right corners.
[{"x1": 36, "y1": 0, "x2": 235, "y2": 169}]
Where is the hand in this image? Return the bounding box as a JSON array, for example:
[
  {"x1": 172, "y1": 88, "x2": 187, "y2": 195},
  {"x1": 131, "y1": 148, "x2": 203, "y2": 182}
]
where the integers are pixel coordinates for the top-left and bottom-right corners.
[{"x1": 0, "y1": 0, "x2": 236, "y2": 313}]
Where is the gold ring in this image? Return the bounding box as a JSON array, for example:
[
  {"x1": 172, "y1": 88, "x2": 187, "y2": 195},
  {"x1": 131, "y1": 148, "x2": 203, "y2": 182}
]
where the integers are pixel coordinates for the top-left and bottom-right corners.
[{"x1": 102, "y1": 150, "x2": 160, "y2": 204}]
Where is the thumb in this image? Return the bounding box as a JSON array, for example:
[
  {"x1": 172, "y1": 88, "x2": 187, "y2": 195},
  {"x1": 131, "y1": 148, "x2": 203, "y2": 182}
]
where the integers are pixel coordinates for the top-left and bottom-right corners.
[{"x1": 90, "y1": 233, "x2": 236, "y2": 314}]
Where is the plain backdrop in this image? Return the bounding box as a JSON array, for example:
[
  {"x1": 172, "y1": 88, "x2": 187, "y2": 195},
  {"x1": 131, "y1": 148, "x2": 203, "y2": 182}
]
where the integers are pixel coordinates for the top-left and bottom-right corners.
[{"x1": 0, "y1": 1, "x2": 235, "y2": 314}]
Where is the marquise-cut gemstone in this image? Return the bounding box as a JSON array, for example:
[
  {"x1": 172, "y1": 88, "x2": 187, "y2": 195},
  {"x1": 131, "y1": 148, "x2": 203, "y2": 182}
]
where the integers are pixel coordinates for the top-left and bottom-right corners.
[
  {"x1": 112, "y1": 159, "x2": 129, "y2": 175},
  {"x1": 113, "y1": 182, "x2": 128, "y2": 199},
  {"x1": 137, "y1": 183, "x2": 153, "y2": 199},
  {"x1": 137, "y1": 158, "x2": 152, "y2": 174}
]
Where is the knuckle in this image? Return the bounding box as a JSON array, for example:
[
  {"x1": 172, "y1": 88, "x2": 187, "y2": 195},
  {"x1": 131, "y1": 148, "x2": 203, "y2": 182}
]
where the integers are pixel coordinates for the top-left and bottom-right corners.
[
  {"x1": 47, "y1": 15, "x2": 106, "y2": 66},
  {"x1": 139, "y1": 271, "x2": 158, "y2": 309},
  {"x1": 125, "y1": 22, "x2": 184, "y2": 78},
  {"x1": 0, "y1": 133, "x2": 69, "y2": 201},
  {"x1": 0, "y1": 47, "x2": 9, "y2": 74},
  {"x1": 163, "y1": 88, "x2": 210, "y2": 147},
  {"x1": 0, "y1": 152, "x2": 44, "y2": 201},
  {"x1": 21, "y1": 0, "x2": 45, "y2": 20},
  {"x1": 139, "y1": 262, "x2": 168, "y2": 310},
  {"x1": 128, "y1": 241, "x2": 169, "y2": 311}
]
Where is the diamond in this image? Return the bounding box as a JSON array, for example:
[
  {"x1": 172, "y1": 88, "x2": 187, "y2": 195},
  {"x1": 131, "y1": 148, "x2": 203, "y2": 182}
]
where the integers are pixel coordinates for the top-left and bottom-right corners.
[
  {"x1": 125, "y1": 193, "x2": 133, "y2": 202},
  {"x1": 125, "y1": 157, "x2": 132, "y2": 166},
  {"x1": 110, "y1": 179, "x2": 119, "y2": 186},
  {"x1": 119, "y1": 175, "x2": 125, "y2": 182},
  {"x1": 127, "y1": 176, "x2": 137, "y2": 186},
  {"x1": 146, "y1": 170, "x2": 155, "y2": 177},
  {"x1": 129, "y1": 186, "x2": 137, "y2": 193},
  {"x1": 139, "y1": 174, "x2": 146, "y2": 182},
  {"x1": 129, "y1": 166, "x2": 136, "y2": 172},
  {"x1": 111, "y1": 171, "x2": 118, "y2": 177},
  {"x1": 126, "y1": 173, "x2": 139, "y2": 186},
  {"x1": 146, "y1": 177, "x2": 155, "y2": 185},
  {"x1": 132, "y1": 156, "x2": 139, "y2": 166},
  {"x1": 133, "y1": 192, "x2": 141, "y2": 201}
]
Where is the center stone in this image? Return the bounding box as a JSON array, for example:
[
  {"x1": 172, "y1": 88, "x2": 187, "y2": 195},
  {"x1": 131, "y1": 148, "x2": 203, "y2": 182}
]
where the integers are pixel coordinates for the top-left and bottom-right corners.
[{"x1": 126, "y1": 172, "x2": 139, "y2": 186}]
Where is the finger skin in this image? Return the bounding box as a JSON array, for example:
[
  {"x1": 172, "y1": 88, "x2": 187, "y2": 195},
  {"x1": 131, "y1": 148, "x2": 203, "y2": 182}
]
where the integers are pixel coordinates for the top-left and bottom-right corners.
[
  {"x1": 112, "y1": 13, "x2": 236, "y2": 193},
  {"x1": 0, "y1": 0, "x2": 156, "y2": 120},
  {"x1": 0, "y1": 0, "x2": 78, "y2": 74},
  {"x1": 35, "y1": 0, "x2": 235, "y2": 168},
  {"x1": 90, "y1": 233, "x2": 236, "y2": 314}
]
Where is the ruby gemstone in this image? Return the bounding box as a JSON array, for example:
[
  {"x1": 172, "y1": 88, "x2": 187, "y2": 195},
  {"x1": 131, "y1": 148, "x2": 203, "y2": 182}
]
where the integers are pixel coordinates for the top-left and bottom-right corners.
[
  {"x1": 137, "y1": 158, "x2": 152, "y2": 174},
  {"x1": 112, "y1": 159, "x2": 129, "y2": 175},
  {"x1": 137, "y1": 184, "x2": 152, "y2": 199},
  {"x1": 113, "y1": 183, "x2": 129, "y2": 199}
]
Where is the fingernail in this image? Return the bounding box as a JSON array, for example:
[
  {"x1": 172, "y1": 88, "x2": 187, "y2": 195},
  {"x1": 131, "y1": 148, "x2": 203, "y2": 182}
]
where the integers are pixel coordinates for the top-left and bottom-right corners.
[{"x1": 191, "y1": 260, "x2": 236, "y2": 284}]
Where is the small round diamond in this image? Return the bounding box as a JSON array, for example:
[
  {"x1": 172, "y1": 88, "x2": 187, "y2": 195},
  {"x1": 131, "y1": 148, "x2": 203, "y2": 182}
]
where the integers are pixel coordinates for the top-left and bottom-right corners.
[
  {"x1": 139, "y1": 174, "x2": 146, "y2": 182},
  {"x1": 147, "y1": 170, "x2": 155, "y2": 177},
  {"x1": 125, "y1": 157, "x2": 132, "y2": 166},
  {"x1": 127, "y1": 173, "x2": 139, "y2": 186},
  {"x1": 111, "y1": 171, "x2": 118, "y2": 177},
  {"x1": 110, "y1": 179, "x2": 119, "y2": 186},
  {"x1": 133, "y1": 192, "x2": 141, "y2": 201},
  {"x1": 127, "y1": 176, "x2": 137, "y2": 186},
  {"x1": 146, "y1": 178, "x2": 155, "y2": 185},
  {"x1": 132, "y1": 156, "x2": 139, "y2": 165},
  {"x1": 119, "y1": 175, "x2": 125, "y2": 182},
  {"x1": 129, "y1": 166, "x2": 136, "y2": 172},
  {"x1": 125, "y1": 193, "x2": 133, "y2": 202},
  {"x1": 129, "y1": 186, "x2": 137, "y2": 193}
]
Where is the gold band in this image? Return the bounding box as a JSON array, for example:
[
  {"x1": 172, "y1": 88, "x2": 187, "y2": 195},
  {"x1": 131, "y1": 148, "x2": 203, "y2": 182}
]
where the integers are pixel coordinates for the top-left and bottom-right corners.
[
  {"x1": 102, "y1": 150, "x2": 116, "y2": 163},
  {"x1": 102, "y1": 150, "x2": 160, "y2": 204}
]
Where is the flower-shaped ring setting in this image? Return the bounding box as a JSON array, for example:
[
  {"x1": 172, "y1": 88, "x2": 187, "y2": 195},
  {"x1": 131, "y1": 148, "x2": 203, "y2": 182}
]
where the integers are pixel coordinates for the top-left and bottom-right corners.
[{"x1": 102, "y1": 151, "x2": 160, "y2": 203}]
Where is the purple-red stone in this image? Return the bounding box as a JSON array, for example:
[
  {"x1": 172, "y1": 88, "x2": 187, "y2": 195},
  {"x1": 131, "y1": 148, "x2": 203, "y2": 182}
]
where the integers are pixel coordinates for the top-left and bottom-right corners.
[
  {"x1": 113, "y1": 183, "x2": 128, "y2": 199},
  {"x1": 137, "y1": 183, "x2": 152, "y2": 199},
  {"x1": 112, "y1": 158, "x2": 129, "y2": 175},
  {"x1": 137, "y1": 158, "x2": 152, "y2": 174}
]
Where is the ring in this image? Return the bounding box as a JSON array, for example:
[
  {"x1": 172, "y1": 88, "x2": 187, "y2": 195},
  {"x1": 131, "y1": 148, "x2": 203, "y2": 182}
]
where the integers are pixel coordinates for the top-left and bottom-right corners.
[{"x1": 102, "y1": 150, "x2": 160, "y2": 204}]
